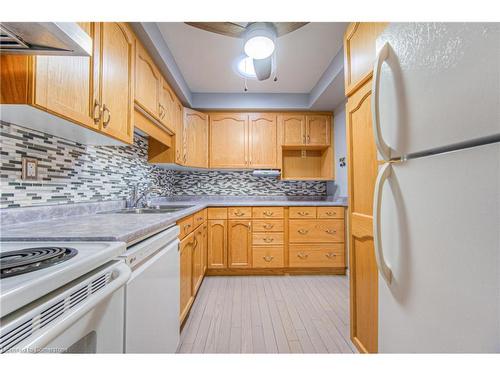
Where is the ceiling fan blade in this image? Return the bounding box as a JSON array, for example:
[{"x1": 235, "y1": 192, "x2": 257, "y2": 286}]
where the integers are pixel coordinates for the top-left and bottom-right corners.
[
  {"x1": 185, "y1": 22, "x2": 247, "y2": 38},
  {"x1": 253, "y1": 56, "x2": 273, "y2": 81},
  {"x1": 273, "y1": 22, "x2": 309, "y2": 36}
]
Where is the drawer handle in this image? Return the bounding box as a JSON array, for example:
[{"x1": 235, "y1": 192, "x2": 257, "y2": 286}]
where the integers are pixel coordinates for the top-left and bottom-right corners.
[
  {"x1": 325, "y1": 229, "x2": 337, "y2": 235},
  {"x1": 102, "y1": 104, "x2": 111, "y2": 128},
  {"x1": 297, "y1": 252, "x2": 309, "y2": 259},
  {"x1": 183, "y1": 224, "x2": 191, "y2": 231},
  {"x1": 93, "y1": 99, "x2": 102, "y2": 123},
  {"x1": 297, "y1": 211, "x2": 309, "y2": 216},
  {"x1": 263, "y1": 211, "x2": 274, "y2": 217},
  {"x1": 298, "y1": 229, "x2": 309, "y2": 235},
  {"x1": 234, "y1": 210, "x2": 245, "y2": 216},
  {"x1": 325, "y1": 252, "x2": 337, "y2": 259},
  {"x1": 263, "y1": 237, "x2": 274, "y2": 243},
  {"x1": 325, "y1": 211, "x2": 336, "y2": 216},
  {"x1": 197, "y1": 217, "x2": 203, "y2": 221},
  {"x1": 263, "y1": 223, "x2": 274, "y2": 230},
  {"x1": 263, "y1": 255, "x2": 274, "y2": 262}
]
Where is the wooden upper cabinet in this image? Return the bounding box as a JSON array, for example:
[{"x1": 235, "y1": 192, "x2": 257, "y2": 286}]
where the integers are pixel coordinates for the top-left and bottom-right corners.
[
  {"x1": 159, "y1": 79, "x2": 176, "y2": 132},
  {"x1": 134, "y1": 40, "x2": 161, "y2": 119},
  {"x1": 33, "y1": 22, "x2": 97, "y2": 130},
  {"x1": 344, "y1": 22, "x2": 388, "y2": 96},
  {"x1": 306, "y1": 115, "x2": 330, "y2": 146},
  {"x1": 249, "y1": 113, "x2": 277, "y2": 169},
  {"x1": 184, "y1": 108, "x2": 208, "y2": 168},
  {"x1": 209, "y1": 113, "x2": 248, "y2": 168},
  {"x1": 98, "y1": 22, "x2": 134, "y2": 143},
  {"x1": 174, "y1": 100, "x2": 185, "y2": 165},
  {"x1": 227, "y1": 220, "x2": 252, "y2": 268},
  {"x1": 281, "y1": 114, "x2": 306, "y2": 145}
]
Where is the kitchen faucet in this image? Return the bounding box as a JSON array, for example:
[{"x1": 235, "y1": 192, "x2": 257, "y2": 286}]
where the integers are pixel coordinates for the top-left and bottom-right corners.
[{"x1": 127, "y1": 185, "x2": 163, "y2": 208}]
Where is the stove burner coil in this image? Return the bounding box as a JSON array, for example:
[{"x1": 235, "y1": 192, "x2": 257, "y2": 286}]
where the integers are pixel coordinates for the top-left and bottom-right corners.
[{"x1": 0, "y1": 247, "x2": 78, "y2": 278}]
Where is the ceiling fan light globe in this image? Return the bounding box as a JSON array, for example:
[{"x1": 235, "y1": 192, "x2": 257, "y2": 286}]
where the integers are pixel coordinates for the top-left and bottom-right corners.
[{"x1": 244, "y1": 36, "x2": 275, "y2": 59}]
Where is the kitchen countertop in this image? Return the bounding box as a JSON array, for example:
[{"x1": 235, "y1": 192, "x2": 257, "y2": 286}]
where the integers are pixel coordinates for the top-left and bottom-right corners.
[{"x1": 0, "y1": 196, "x2": 347, "y2": 245}]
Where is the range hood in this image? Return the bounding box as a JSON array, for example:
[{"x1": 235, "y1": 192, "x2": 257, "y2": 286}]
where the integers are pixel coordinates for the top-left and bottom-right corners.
[{"x1": 0, "y1": 22, "x2": 92, "y2": 56}]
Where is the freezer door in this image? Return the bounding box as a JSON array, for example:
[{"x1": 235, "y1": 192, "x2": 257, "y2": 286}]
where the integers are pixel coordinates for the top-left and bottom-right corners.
[
  {"x1": 377, "y1": 142, "x2": 500, "y2": 352},
  {"x1": 375, "y1": 23, "x2": 500, "y2": 159}
]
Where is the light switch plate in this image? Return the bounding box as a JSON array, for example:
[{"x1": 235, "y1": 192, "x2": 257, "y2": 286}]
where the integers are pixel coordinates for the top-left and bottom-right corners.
[{"x1": 22, "y1": 157, "x2": 38, "y2": 180}]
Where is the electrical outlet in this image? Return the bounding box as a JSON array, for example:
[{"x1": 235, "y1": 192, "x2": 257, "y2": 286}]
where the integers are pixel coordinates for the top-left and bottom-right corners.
[
  {"x1": 339, "y1": 157, "x2": 346, "y2": 168},
  {"x1": 22, "y1": 157, "x2": 38, "y2": 180}
]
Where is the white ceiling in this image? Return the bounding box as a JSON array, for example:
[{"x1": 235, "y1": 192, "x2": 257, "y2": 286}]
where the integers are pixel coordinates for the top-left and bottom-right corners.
[{"x1": 157, "y1": 22, "x2": 347, "y2": 94}]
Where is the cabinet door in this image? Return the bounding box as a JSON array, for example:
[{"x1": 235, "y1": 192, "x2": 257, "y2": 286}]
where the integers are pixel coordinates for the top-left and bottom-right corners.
[
  {"x1": 99, "y1": 22, "x2": 134, "y2": 143},
  {"x1": 344, "y1": 22, "x2": 388, "y2": 96},
  {"x1": 174, "y1": 100, "x2": 184, "y2": 165},
  {"x1": 135, "y1": 40, "x2": 161, "y2": 120},
  {"x1": 249, "y1": 113, "x2": 277, "y2": 168},
  {"x1": 209, "y1": 113, "x2": 248, "y2": 168},
  {"x1": 159, "y1": 79, "x2": 176, "y2": 132},
  {"x1": 207, "y1": 219, "x2": 227, "y2": 269},
  {"x1": 346, "y1": 79, "x2": 378, "y2": 353},
  {"x1": 180, "y1": 233, "x2": 194, "y2": 321},
  {"x1": 202, "y1": 223, "x2": 208, "y2": 273},
  {"x1": 192, "y1": 227, "x2": 204, "y2": 295},
  {"x1": 184, "y1": 108, "x2": 208, "y2": 168},
  {"x1": 306, "y1": 115, "x2": 330, "y2": 145},
  {"x1": 227, "y1": 220, "x2": 252, "y2": 268},
  {"x1": 34, "y1": 22, "x2": 97, "y2": 130},
  {"x1": 281, "y1": 114, "x2": 305, "y2": 145}
]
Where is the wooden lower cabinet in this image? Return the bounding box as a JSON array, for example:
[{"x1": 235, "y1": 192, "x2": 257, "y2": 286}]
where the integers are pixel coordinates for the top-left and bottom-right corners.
[
  {"x1": 289, "y1": 219, "x2": 344, "y2": 243},
  {"x1": 252, "y1": 247, "x2": 284, "y2": 268},
  {"x1": 227, "y1": 220, "x2": 252, "y2": 268},
  {"x1": 191, "y1": 227, "x2": 204, "y2": 294},
  {"x1": 207, "y1": 219, "x2": 227, "y2": 269},
  {"x1": 179, "y1": 232, "x2": 194, "y2": 322},
  {"x1": 289, "y1": 244, "x2": 344, "y2": 268}
]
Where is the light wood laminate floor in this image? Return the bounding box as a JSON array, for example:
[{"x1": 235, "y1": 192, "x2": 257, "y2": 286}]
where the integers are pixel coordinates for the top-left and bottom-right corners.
[{"x1": 178, "y1": 275, "x2": 357, "y2": 353}]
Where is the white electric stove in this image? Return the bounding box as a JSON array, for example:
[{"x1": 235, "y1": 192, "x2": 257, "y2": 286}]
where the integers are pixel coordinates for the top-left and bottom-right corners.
[{"x1": 0, "y1": 241, "x2": 129, "y2": 353}]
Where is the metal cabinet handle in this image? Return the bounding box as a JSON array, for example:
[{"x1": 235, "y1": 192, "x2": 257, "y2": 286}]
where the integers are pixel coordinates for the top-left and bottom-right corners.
[
  {"x1": 263, "y1": 237, "x2": 274, "y2": 243},
  {"x1": 183, "y1": 224, "x2": 191, "y2": 231},
  {"x1": 297, "y1": 252, "x2": 308, "y2": 259},
  {"x1": 325, "y1": 211, "x2": 336, "y2": 216},
  {"x1": 263, "y1": 255, "x2": 274, "y2": 262},
  {"x1": 263, "y1": 223, "x2": 274, "y2": 230},
  {"x1": 93, "y1": 99, "x2": 102, "y2": 124},
  {"x1": 298, "y1": 228, "x2": 309, "y2": 235},
  {"x1": 263, "y1": 211, "x2": 274, "y2": 217},
  {"x1": 234, "y1": 211, "x2": 244, "y2": 217},
  {"x1": 325, "y1": 252, "x2": 337, "y2": 259},
  {"x1": 325, "y1": 229, "x2": 337, "y2": 235},
  {"x1": 298, "y1": 211, "x2": 309, "y2": 216},
  {"x1": 302, "y1": 135, "x2": 306, "y2": 144},
  {"x1": 307, "y1": 135, "x2": 310, "y2": 144},
  {"x1": 102, "y1": 104, "x2": 111, "y2": 128},
  {"x1": 159, "y1": 104, "x2": 164, "y2": 119},
  {"x1": 372, "y1": 41, "x2": 393, "y2": 162}
]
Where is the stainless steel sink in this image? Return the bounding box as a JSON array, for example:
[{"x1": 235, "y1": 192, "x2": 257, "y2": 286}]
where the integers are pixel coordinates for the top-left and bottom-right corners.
[{"x1": 100, "y1": 205, "x2": 194, "y2": 214}]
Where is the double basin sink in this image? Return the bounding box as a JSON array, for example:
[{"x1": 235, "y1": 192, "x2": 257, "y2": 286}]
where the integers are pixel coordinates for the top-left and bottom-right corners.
[{"x1": 100, "y1": 205, "x2": 194, "y2": 214}]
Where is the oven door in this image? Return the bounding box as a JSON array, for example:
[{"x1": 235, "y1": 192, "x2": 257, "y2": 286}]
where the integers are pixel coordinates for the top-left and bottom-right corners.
[{"x1": 0, "y1": 261, "x2": 131, "y2": 354}]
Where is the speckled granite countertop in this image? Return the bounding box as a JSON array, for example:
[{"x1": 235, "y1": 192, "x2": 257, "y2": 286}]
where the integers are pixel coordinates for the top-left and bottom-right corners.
[{"x1": 0, "y1": 196, "x2": 347, "y2": 245}]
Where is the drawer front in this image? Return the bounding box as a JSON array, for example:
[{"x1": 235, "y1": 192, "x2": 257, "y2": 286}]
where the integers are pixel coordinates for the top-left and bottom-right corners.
[
  {"x1": 289, "y1": 207, "x2": 317, "y2": 219},
  {"x1": 252, "y1": 232, "x2": 284, "y2": 246},
  {"x1": 228, "y1": 207, "x2": 252, "y2": 219},
  {"x1": 252, "y1": 207, "x2": 284, "y2": 219},
  {"x1": 178, "y1": 215, "x2": 194, "y2": 239},
  {"x1": 317, "y1": 207, "x2": 345, "y2": 219},
  {"x1": 207, "y1": 207, "x2": 227, "y2": 219},
  {"x1": 289, "y1": 219, "x2": 344, "y2": 243},
  {"x1": 252, "y1": 247, "x2": 284, "y2": 268},
  {"x1": 252, "y1": 220, "x2": 284, "y2": 232},
  {"x1": 289, "y1": 244, "x2": 345, "y2": 268},
  {"x1": 193, "y1": 209, "x2": 207, "y2": 227}
]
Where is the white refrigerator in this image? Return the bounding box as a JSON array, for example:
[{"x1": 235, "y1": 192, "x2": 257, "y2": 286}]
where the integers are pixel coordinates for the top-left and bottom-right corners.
[{"x1": 372, "y1": 23, "x2": 500, "y2": 353}]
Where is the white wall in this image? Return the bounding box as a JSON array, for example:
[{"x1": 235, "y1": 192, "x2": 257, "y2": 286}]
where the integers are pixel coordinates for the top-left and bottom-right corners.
[{"x1": 333, "y1": 100, "x2": 348, "y2": 198}]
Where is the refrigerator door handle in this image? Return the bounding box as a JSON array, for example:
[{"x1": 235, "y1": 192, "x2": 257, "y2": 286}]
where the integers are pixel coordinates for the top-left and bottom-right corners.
[
  {"x1": 372, "y1": 42, "x2": 393, "y2": 162},
  {"x1": 373, "y1": 162, "x2": 393, "y2": 284}
]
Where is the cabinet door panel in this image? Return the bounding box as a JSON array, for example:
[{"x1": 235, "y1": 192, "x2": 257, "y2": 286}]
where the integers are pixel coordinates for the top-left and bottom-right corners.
[
  {"x1": 192, "y1": 227, "x2": 204, "y2": 295},
  {"x1": 135, "y1": 41, "x2": 161, "y2": 119},
  {"x1": 346, "y1": 79, "x2": 379, "y2": 353},
  {"x1": 34, "y1": 22, "x2": 96, "y2": 129},
  {"x1": 281, "y1": 114, "x2": 305, "y2": 145},
  {"x1": 228, "y1": 220, "x2": 252, "y2": 268},
  {"x1": 180, "y1": 233, "x2": 194, "y2": 321},
  {"x1": 306, "y1": 115, "x2": 330, "y2": 145},
  {"x1": 209, "y1": 114, "x2": 248, "y2": 168},
  {"x1": 184, "y1": 108, "x2": 208, "y2": 168},
  {"x1": 159, "y1": 80, "x2": 176, "y2": 131},
  {"x1": 100, "y1": 22, "x2": 134, "y2": 143},
  {"x1": 207, "y1": 220, "x2": 227, "y2": 269},
  {"x1": 249, "y1": 113, "x2": 277, "y2": 168}
]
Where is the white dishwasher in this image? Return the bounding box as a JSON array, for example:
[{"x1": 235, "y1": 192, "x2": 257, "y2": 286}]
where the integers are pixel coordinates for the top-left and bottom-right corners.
[{"x1": 121, "y1": 225, "x2": 180, "y2": 353}]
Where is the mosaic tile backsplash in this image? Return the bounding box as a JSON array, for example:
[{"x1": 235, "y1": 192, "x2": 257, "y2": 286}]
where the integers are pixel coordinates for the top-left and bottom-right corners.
[{"x1": 0, "y1": 121, "x2": 327, "y2": 209}]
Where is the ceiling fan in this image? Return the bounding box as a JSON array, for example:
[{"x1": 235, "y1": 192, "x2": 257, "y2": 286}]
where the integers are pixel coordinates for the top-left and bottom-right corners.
[{"x1": 185, "y1": 22, "x2": 308, "y2": 83}]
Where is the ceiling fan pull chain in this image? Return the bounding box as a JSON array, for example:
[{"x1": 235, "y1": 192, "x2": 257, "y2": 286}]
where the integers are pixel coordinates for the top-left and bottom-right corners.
[{"x1": 273, "y1": 47, "x2": 278, "y2": 82}]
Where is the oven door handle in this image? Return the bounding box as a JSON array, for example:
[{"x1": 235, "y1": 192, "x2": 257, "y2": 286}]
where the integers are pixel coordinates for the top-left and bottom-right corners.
[{"x1": 20, "y1": 262, "x2": 131, "y2": 352}]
